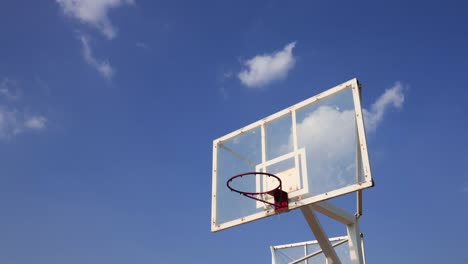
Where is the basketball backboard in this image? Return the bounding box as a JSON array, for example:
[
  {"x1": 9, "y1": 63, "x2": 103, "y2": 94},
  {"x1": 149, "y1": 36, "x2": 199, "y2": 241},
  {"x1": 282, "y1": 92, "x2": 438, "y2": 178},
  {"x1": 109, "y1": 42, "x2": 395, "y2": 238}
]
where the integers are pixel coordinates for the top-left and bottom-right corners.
[{"x1": 211, "y1": 79, "x2": 373, "y2": 232}]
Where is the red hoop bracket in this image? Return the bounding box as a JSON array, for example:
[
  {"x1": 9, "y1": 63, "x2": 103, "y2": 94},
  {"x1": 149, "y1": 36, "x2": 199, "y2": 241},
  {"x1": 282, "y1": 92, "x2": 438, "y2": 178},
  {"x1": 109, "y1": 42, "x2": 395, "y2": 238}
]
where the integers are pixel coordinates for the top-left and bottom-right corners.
[{"x1": 226, "y1": 172, "x2": 289, "y2": 213}]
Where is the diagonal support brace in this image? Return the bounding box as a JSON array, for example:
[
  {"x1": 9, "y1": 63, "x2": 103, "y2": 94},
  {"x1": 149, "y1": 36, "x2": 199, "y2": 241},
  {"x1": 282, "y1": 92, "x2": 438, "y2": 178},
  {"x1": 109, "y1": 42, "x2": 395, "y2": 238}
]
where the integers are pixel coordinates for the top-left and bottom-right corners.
[{"x1": 301, "y1": 205, "x2": 341, "y2": 264}]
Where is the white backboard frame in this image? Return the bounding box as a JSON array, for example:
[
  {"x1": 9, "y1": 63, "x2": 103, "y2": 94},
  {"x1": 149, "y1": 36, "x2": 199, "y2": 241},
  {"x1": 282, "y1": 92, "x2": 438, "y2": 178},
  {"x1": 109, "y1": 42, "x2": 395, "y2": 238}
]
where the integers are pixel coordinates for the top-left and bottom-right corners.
[{"x1": 211, "y1": 78, "x2": 373, "y2": 232}]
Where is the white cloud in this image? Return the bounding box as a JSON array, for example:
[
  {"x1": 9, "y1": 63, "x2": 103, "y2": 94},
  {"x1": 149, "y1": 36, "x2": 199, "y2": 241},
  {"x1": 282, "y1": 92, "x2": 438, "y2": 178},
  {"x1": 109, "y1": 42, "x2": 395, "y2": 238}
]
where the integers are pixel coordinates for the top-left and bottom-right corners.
[
  {"x1": 223, "y1": 71, "x2": 233, "y2": 79},
  {"x1": 0, "y1": 78, "x2": 22, "y2": 100},
  {"x1": 294, "y1": 106, "x2": 357, "y2": 193},
  {"x1": 56, "y1": 0, "x2": 134, "y2": 39},
  {"x1": 24, "y1": 116, "x2": 47, "y2": 130},
  {"x1": 79, "y1": 34, "x2": 115, "y2": 80},
  {"x1": 364, "y1": 82, "x2": 405, "y2": 132},
  {"x1": 136, "y1": 42, "x2": 149, "y2": 49},
  {"x1": 0, "y1": 107, "x2": 47, "y2": 139},
  {"x1": 296, "y1": 106, "x2": 355, "y2": 159},
  {"x1": 0, "y1": 108, "x2": 21, "y2": 138},
  {"x1": 219, "y1": 86, "x2": 229, "y2": 100},
  {"x1": 238, "y1": 42, "x2": 296, "y2": 88},
  {"x1": 0, "y1": 77, "x2": 48, "y2": 140}
]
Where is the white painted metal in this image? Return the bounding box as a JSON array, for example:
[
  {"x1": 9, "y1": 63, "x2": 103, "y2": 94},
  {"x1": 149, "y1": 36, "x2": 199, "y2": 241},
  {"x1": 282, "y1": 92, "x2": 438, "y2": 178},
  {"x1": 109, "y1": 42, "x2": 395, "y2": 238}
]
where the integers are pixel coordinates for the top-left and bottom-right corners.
[
  {"x1": 356, "y1": 122, "x2": 363, "y2": 217},
  {"x1": 255, "y1": 148, "x2": 308, "y2": 199},
  {"x1": 290, "y1": 180, "x2": 373, "y2": 209},
  {"x1": 214, "y1": 79, "x2": 356, "y2": 144},
  {"x1": 213, "y1": 180, "x2": 373, "y2": 231},
  {"x1": 272, "y1": 236, "x2": 348, "y2": 250},
  {"x1": 289, "y1": 239, "x2": 349, "y2": 264},
  {"x1": 214, "y1": 79, "x2": 373, "y2": 264},
  {"x1": 346, "y1": 221, "x2": 364, "y2": 264},
  {"x1": 211, "y1": 141, "x2": 218, "y2": 228},
  {"x1": 261, "y1": 122, "x2": 267, "y2": 173},
  {"x1": 272, "y1": 236, "x2": 365, "y2": 264},
  {"x1": 310, "y1": 201, "x2": 356, "y2": 225},
  {"x1": 360, "y1": 233, "x2": 367, "y2": 264},
  {"x1": 212, "y1": 78, "x2": 374, "y2": 233},
  {"x1": 256, "y1": 149, "x2": 296, "y2": 169},
  {"x1": 270, "y1": 202, "x2": 366, "y2": 264},
  {"x1": 271, "y1": 246, "x2": 277, "y2": 264},
  {"x1": 260, "y1": 122, "x2": 268, "y2": 205},
  {"x1": 256, "y1": 148, "x2": 304, "y2": 169},
  {"x1": 301, "y1": 205, "x2": 341, "y2": 264},
  {"x1": 291, "y1": 109, "x2": 300, "y2": 194},
  {"x1": 350, "y1": 79, "x2": 373, "y2": 184},
  {"x1": 304, "y1": 241, "x2": 308, "y2": 264},
  {"x1": 356, "y1": 190, "x2": 363, "y2": 218}
]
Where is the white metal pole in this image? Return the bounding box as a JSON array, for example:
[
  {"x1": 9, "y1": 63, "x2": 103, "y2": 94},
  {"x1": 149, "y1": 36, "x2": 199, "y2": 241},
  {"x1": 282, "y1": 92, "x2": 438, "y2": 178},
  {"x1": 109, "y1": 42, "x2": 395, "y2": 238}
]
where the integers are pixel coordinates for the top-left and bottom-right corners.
[
  {"x1": 360, "y1": 233, "x2": 367, "y2": 264},
  {"x1": 301, "y1": 205, "x2": 342, "y2": 264},
  {"x1": 270, "y1": 246, "x2": 277, "y2": 264},
  {"x1": 304, "y1": 242, "x2": 308, "y2": 264},
  {"x1": 346, "y1": 221, "x2": 364, "y2": 264}
]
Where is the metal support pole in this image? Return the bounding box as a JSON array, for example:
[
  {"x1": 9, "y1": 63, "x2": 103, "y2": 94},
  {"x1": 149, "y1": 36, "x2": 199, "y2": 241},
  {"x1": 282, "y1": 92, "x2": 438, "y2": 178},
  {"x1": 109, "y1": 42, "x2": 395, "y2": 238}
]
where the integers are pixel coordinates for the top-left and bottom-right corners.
[
  {"x1": 360, "y1": 233, "x2": 367, "y2": 264},
  {"x1": 301, "y1": 205, "x2": 341, "y2": 264},
  {"x1": 310, "y1": 201, "x2": 355, "y2": 225},
  {"x1": 346, "y1": 221, "x2": 364, "y2": 264},
  {"x1": 270, "y1": 246, "x2": 276, "y2": 264}
]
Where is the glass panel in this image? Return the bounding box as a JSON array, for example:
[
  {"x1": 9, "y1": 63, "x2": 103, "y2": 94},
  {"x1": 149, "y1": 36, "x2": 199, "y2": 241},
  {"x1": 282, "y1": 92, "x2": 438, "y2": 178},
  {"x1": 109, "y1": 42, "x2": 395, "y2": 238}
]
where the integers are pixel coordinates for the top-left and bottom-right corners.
[
  {"x1": 265, "y1": 113, "x2": 293, "y2": 160},
  {"x1": 295, "y1": 87, "x2": 357, "y2": 197},
  {"x1": 215, "y1": 127, "x2": 263, "y2": 224},
  {"x1": 213, "y1": 83, "x2": 368, "y2": 229}
]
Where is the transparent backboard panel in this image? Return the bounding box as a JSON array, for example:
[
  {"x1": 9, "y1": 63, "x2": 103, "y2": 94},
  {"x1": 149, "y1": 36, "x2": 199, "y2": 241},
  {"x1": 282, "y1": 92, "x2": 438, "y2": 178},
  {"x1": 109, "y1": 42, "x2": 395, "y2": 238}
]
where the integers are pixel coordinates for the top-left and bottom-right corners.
[
  {"x1": 212, "y1": 79, "x2": 373, "y2": 231},
  {"x1": 271, "y1": 237, "x2": 360, "y2": 264},
  {"x1": 295, "y1": 88, "x2": 357, "y2": 196}
]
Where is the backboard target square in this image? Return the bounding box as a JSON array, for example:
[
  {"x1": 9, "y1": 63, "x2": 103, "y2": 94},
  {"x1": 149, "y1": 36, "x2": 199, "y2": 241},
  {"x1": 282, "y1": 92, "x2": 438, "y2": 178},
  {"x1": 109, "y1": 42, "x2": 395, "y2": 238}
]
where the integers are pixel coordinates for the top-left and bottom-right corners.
[
  {"x1": 270, "y1": 167, "x2": 296, "y2": 193},
  {"x1": 255, "y1": 148, "x2": 308, "y2": 209}
]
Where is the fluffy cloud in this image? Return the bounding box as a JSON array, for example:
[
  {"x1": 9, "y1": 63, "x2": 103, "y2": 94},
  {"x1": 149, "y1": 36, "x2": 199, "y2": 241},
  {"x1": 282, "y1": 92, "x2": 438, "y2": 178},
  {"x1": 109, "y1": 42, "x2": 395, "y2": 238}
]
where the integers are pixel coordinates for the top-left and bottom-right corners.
[
  {"x1": 136, "y1": 42, "x2": 149, "y2": 49},
  {"x1": 24, "y1": 116, "x2": 47, "y2": 130},
  {"x1": 56, "y1": 0, "x2": 134, "y2": 39},
  {"x1": 238, "y1": 42, "x2": 296, "y2": 88},
  {"x1": 0, "y1": 108, "x2": 21, "y2": 138},
  {"x1": 0, "y1": 107, "x2": 47, "y2": 139},
  {"x1": 363, "y1": 82, "x2": 405, "y2": 132},
  {"x1": 294, "y1": 106, "x2": 357, "y2": 193},
  {"x1": 296, "y1": 106, "x2": 356, "y2": 160},
  {"x1": 0, "y1": 78, "x2": 21, "y2": 100},
  {"x1": 79, "y1": 34, "x2": 115, "y2": 80},
  {"x1": 0, "y1": 78, "x2": 47, "y2": 140}
]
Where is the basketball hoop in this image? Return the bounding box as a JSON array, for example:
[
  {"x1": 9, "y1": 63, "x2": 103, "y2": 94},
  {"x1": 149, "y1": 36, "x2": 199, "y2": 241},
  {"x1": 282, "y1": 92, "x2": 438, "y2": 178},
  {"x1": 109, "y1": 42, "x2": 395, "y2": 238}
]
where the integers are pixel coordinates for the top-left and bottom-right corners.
[{"x1": 226, "y1": 172, "x2": 289, "y2": 213}]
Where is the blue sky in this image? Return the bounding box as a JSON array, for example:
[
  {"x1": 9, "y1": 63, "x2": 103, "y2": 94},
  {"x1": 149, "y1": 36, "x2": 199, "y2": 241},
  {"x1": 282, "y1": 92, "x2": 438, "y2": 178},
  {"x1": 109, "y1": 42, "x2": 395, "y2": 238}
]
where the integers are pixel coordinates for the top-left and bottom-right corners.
[{"x1": 0, "y1": 0, "x2": 467, "y2": 263}]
